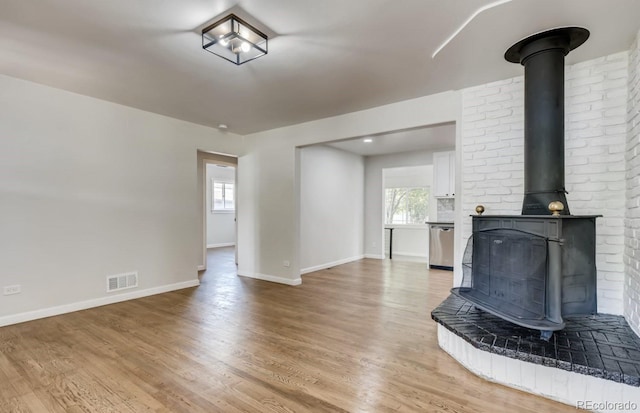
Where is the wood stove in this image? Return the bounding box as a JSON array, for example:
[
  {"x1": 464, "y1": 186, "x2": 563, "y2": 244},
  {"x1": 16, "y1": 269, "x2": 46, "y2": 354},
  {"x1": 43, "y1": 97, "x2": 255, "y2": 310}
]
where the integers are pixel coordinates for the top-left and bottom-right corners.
[
  {"x1": 451, "y1": 27, "x2": 600, "y2": 340},
  {"x1": 452, "y1": 215, "x2": 599, "y2": 339}
]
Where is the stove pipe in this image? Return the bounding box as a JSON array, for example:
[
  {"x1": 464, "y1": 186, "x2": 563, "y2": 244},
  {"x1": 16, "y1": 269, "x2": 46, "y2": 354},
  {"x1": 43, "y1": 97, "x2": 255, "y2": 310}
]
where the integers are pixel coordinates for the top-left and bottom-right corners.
[{"x1": 505, "y1": 27, "x2": 590, "y2": 215}]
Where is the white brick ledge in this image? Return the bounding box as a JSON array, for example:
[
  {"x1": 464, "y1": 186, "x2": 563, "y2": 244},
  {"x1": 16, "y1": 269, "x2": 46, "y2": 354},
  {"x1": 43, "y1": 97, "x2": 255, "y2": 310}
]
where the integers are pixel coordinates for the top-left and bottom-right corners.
[{"x1": 437, "y1": 324, "x2": 640, "y2": 412}]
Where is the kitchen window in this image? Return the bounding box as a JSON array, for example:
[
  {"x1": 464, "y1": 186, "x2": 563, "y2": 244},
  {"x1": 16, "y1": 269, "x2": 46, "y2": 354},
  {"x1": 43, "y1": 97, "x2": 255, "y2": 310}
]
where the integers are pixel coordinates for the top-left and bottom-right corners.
[
  {"x1": 385, "y1": 187, "x2": 429, "y2": 224},
  {"x1": 212, "y1": 180, "x2": 235, "y2": 212}
]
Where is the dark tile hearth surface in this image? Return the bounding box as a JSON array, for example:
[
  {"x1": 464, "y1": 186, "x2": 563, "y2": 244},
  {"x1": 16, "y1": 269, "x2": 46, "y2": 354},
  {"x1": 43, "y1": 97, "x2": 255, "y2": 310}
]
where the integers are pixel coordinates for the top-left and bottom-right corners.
[{"x1": 431, "y1": 294, "x2": 640, "y2": 386}]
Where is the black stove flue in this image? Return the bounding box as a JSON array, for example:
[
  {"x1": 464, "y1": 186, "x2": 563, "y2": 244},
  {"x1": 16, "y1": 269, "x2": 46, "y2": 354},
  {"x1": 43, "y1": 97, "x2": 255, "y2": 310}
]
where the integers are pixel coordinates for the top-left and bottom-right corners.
[{"x1": 505, "y1": 27, "x2": 589, "y2": 215}]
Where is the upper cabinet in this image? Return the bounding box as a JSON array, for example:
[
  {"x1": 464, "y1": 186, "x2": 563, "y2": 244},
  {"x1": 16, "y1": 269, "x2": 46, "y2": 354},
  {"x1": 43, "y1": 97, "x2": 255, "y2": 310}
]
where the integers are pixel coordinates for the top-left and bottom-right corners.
[{"x1": 434, "y1": 151, "x2": 455, "y2": 198}]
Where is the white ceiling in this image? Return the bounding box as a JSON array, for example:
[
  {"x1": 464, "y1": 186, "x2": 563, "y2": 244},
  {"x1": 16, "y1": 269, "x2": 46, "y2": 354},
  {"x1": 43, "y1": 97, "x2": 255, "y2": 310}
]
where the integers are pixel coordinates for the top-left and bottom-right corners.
[
  {"x1": 325, "y1": 123, "x2": 455, "y2": 156},
  {"x1": 1, "y1": 0, "x2": 639, "y2": 135}
]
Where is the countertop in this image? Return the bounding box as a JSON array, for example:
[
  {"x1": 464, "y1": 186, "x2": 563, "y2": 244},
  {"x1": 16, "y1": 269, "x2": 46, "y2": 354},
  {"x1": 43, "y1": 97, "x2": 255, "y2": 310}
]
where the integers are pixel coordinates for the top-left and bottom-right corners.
[{"x1": 425, "y1": 221, "x2": 454, "y2": 225}]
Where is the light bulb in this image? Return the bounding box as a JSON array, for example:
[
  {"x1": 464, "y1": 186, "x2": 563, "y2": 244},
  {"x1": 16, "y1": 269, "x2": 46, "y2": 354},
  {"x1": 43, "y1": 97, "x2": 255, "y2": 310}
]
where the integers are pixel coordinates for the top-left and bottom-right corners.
[
  {"x1": 219, "y1": 35, "x2": 228, "y2": 47},
  {"x1": 240, "y1": 42, "x2": 251, "y2": 53}
]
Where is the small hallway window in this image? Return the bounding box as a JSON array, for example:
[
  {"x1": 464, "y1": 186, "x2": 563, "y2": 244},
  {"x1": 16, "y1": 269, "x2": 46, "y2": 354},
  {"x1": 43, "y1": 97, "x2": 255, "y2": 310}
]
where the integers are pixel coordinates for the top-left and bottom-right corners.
[{"x1": 213, "y1": 181, "x2": 235, "y2": 212}]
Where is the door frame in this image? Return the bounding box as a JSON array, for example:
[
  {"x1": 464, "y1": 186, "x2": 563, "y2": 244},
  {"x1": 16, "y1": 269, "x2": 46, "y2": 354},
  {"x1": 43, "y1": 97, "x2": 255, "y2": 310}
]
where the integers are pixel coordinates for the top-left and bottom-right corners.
[{"x1": 197, "y1": 150, "x2": 238, "y2": 271}]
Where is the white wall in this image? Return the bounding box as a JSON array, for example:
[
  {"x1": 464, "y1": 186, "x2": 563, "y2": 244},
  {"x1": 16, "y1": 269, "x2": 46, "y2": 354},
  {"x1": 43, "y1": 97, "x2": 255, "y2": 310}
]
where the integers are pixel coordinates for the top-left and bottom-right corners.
[
  {"x1": 0, "y1": 74, "x2": 246, "y2": 325},
  {"x1": 384, "y1": 165, "x2": 433, "y2": 188},
  {"x1": 205, "y1": 164, "x2": 236, "y2": 248},
  {"x1": 364, "y1": 151, "x2": 443, "y2": 258},
  {"x1": 384, "y1": 227, "x2": 429, "y2": 259},
  {"x1": 299, "y1": 145, "x2": 364, "y2": 273},
  {"x1": 458, "y1": 52, "x2": 629, "y2": 315},
  {"x1": 0, "y1": 75, "x2": 459, "y2": 322},
  {"x1": 241, "y1": 91, "x2": 460, "y2": 284},
  {"x1": 625, "y1": 31, "x2": 640, "y2": 337}
]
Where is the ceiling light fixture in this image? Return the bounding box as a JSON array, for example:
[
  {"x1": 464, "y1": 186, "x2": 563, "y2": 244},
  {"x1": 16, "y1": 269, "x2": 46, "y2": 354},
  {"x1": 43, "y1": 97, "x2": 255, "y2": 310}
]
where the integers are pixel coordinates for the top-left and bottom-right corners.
[
  {"x1": 363, "y1": 138, "x2": 373, "y2": 143},
  {"x1": 202, "y1": 14, "x2": 268, "y2": 65},
  {"x1": 431, "y1": 0, "x2": 513, "y2": 58}
]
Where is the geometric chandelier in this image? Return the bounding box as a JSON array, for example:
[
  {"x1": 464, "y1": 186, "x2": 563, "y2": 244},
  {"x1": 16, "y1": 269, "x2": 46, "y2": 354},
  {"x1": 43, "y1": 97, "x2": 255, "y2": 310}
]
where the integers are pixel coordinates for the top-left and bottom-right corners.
[{"x1": 202, "y1": 14, "x2": 268, "y2": 65}]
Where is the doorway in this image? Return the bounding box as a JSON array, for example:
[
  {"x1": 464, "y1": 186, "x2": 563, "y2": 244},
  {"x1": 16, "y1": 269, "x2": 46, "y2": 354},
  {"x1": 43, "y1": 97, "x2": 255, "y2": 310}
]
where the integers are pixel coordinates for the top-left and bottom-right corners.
[
  {"x1": 206, "y1": 163, "x2": 236, "y2": 244},
  {"x1": 197, "y1": 151, "x2": 238, "y2": 271}
]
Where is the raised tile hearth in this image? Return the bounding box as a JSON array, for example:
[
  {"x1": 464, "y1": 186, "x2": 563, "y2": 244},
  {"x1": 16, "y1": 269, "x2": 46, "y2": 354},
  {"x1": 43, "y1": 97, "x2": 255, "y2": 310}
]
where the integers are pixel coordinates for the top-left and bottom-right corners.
[{"x1": 432, "y1": 294, "x2": 640, "y2": 411}]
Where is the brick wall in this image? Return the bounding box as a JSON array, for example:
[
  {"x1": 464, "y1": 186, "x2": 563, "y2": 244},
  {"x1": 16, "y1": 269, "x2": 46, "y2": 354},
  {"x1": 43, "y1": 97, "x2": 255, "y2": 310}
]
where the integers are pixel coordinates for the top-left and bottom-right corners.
[
  {"x1": 460, "y1": 52, "x2": 629, "y2": 315},
  {"x1": 626, "y1": 35, "x2": 640, "y2": 336}
]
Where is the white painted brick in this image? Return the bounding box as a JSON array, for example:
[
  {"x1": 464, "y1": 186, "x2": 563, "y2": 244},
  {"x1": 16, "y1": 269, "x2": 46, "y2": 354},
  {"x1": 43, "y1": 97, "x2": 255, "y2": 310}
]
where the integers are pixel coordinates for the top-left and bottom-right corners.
[
  {"x1": 485, "y1": 187, "x2": 512, "y2": 196},
  {"x1": 566, "y1": 156, "x2": 588, "y2": 166},
  {"x1": 491, "y1": 78, "x2": 515, "y2": 87},
  {"x1": 474, "y1": 87, "x2": 502, "y2": 98},
  {"x1": 571, "y1": 74, "x2": 606, "y2": 87},
  {"x1": 606, "y1": 107, "x2": 628, "y2": 118},
  {"x1": 571, "y1": 91, "x2": 605, "y2": 104},
  {"x1": 464, "y1": 97, "x2": 486, "y2": 107},
  {"x1": 604, "y1": 115, "x2": 628, "y2": 128},
  {"x1": 438, "y1": 327, "x2": 640, "y2": 412},
  {"x1": 464, "y1": 113, "x2": 486, "y2": 122},
  {"x1": 626, "y1": 35, "x2": 640, "y2": 338},
  {"x1": 566, "y1": 102, "x2": 594, "y2": 115},
  {"x1": 570, "y1": 128, "x2": 608, "y2": 139},
  {"x1": 462, "y1": 49, "x2": 630, "y2": 318},
  {"x1": 519, "y1": 362, "x2": 536, "y2": 391},
  {"x1": 565, "y1": 68, "x2": 591, "y2": 81},
  {"x1": 486, "y1": 109, "x2": 513, "y2": 119},
  {"x1": 534, "y1": 365, "x2": 553, "y2": 397}
]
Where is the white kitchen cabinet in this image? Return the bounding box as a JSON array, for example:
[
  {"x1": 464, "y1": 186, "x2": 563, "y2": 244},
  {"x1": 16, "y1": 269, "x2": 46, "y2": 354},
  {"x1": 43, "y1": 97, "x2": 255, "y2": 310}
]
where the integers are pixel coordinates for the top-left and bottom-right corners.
[{"x1": 433, "y1": 151, "x2": 455, "y2": 198}]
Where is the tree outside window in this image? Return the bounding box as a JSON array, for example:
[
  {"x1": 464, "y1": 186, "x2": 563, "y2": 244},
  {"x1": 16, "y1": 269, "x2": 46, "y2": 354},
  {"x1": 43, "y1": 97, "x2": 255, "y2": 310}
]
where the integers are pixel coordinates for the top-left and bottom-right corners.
[{"x1": 385, "y1": 187, "x2": 429, "y2": 224}]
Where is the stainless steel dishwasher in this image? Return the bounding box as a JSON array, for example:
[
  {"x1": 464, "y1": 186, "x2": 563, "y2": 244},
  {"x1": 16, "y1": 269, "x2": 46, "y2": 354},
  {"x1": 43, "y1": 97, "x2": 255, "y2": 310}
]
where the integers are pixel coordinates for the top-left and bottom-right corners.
[{"x1": 429, "y1": 224, "x2": 454, "y2": 270}]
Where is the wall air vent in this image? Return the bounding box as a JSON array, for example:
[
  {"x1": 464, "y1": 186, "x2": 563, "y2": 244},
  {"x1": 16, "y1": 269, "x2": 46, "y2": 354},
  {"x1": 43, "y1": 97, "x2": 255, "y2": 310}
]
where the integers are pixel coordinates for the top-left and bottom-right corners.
[{"x1": 106, "y1": 271, "x2": 138, "y2": 292}]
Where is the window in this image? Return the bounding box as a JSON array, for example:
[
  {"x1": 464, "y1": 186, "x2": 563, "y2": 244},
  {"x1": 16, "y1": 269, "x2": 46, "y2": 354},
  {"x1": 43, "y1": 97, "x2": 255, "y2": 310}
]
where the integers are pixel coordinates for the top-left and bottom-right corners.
[
  {"x1": 212, "y1": 180, "x2": 235, "y2": 212},
  {"x1": 385, "y1": 187, "x2": 429, "y2": 224}
]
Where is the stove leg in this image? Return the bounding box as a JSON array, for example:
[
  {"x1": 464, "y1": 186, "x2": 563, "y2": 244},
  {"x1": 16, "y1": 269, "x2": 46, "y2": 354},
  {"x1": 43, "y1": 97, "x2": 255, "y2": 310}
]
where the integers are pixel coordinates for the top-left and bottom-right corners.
[{"x1": 540, "y1": 330, "x2": 553, "y2": 341}]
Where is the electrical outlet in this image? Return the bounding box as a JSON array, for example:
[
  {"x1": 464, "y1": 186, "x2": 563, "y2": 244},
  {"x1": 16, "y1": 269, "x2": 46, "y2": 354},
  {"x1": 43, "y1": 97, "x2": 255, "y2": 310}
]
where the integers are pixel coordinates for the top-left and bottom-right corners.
[
  {"x1": 3, "y1": 285, "x2": 21, "y2": 295},
  {"x1": 283, "y1": 260, "x2": 290, "y2": 268}
]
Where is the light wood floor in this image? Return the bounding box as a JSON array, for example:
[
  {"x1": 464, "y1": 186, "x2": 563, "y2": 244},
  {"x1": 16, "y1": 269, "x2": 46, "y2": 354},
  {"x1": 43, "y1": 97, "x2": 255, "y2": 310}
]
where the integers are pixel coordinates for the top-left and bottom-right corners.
[{"x1": 0, "y1": 248, "x2": 578, "y2": 412}]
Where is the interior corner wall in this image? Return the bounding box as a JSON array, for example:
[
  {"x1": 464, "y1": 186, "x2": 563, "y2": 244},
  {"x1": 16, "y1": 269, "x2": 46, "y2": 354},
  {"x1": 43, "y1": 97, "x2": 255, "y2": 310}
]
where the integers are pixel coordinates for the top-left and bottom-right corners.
[
  {"x1": 205, "y1": 164, "x2": 236, "y2": 247},
  {"x1": 625, "y1": 32, "x2": 640, "y2": 337},
  {"x1": 460, "y1": 51, "x2": 629, "y2": 315},
  {"x1": 299, "y1": 145, "x2": 364, "y2": 273},
  {"x1": 364, "y1": 150, "x2": 438, "y2": 258},
  {"x1": 0, "y1": 74, "x2": 246, "y2": 325}
]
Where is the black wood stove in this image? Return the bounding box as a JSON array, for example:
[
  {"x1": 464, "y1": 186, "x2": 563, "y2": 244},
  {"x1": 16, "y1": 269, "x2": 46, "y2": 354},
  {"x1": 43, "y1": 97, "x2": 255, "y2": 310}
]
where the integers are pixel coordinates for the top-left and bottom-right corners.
[{"x1": 451, "y1": 27, "x2": 600, "y2": 340}]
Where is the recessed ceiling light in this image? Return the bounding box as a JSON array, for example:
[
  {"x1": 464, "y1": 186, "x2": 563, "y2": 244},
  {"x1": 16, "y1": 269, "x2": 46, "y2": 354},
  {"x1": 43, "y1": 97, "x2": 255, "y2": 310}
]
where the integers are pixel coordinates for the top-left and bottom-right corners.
[
  {"x1": 218, "y1": 124, "x2": 228, "y2": 129},
  {"x1": 363, "y1": 138, "x2": 373, "y2": 143}
]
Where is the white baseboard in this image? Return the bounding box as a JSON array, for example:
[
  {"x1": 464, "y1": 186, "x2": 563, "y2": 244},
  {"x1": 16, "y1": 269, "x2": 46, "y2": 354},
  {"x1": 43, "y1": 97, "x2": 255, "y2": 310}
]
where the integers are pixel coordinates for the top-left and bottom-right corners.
[
  {"x1": 237, "y1": 271, "x2": 302, "y2": 286},
  {"x1": 301, "y1": 255, "x2": 364, "y2": 275},
  {"x1": 207, "y1": 242, "x2": 236, "y2": 249},
  {"x1": 364, "y1": 254, "x2": 385, "y2": 259},
  {"x1": 0, "y1": 279, "x2": 200, "y2": 328}
]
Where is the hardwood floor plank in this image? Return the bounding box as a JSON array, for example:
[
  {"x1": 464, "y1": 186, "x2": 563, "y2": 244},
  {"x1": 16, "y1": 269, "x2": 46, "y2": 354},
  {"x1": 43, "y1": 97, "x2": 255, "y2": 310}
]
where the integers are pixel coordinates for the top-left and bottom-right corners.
[{"x1": 0, "y1": 248, "x2": 581, "y2": 412}]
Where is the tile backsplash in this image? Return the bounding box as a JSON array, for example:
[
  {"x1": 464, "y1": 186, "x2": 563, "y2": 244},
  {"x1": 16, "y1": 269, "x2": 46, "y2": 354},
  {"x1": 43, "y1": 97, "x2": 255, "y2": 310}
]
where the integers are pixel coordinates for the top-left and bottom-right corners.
[{"x1": 437, "y1": 198, "x2": 455, "y2": 222}]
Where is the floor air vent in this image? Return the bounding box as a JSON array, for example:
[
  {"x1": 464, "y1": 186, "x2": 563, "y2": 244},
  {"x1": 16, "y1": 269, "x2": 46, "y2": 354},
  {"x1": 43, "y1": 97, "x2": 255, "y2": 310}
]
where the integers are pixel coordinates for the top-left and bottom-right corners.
[{"x1": 107, "y1": 272, "x2": 138, "y2": 292}]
